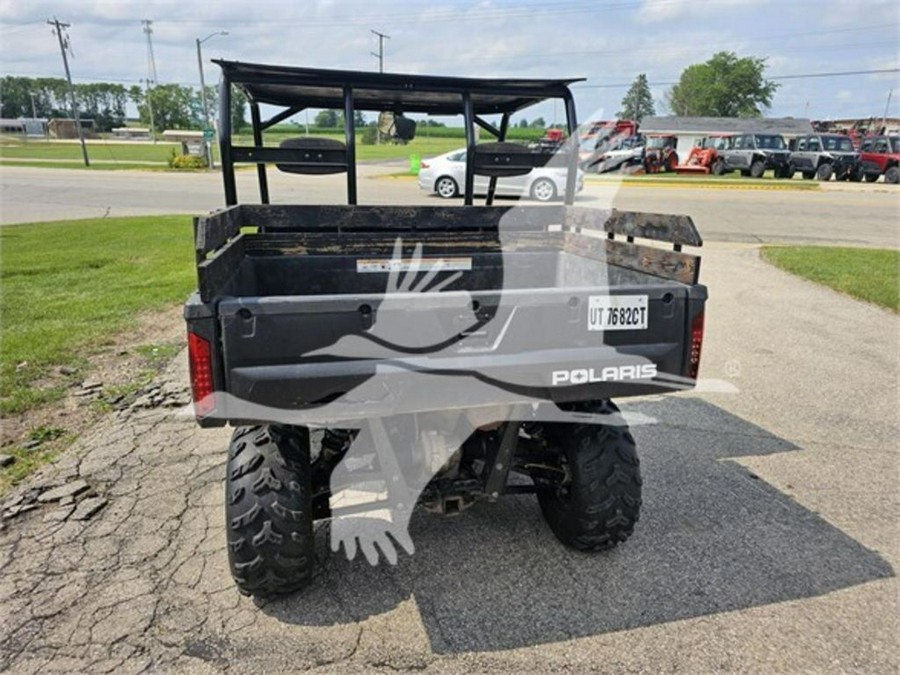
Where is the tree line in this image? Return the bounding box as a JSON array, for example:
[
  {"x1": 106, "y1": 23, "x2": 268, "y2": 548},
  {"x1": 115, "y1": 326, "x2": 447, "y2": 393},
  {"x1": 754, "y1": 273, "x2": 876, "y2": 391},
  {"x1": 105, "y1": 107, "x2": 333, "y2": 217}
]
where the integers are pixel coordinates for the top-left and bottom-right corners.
[
  {"x1": 1, "y1": 52, "x2": 776, "y2": 136},
  {"x1": 0, "y1": 76, "x2": 247, "y2": 133}
]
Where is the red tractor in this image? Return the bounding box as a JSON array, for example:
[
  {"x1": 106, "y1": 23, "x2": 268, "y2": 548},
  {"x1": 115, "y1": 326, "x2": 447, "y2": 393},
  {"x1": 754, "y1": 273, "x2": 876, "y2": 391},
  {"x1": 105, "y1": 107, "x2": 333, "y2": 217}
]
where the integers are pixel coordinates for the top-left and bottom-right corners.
[
  {"x1": 674, "y1": 135, "x2": 730, "y2": 175},
  {"x1": 643, "y1": 134, "x2": 679, "y2": 173}
]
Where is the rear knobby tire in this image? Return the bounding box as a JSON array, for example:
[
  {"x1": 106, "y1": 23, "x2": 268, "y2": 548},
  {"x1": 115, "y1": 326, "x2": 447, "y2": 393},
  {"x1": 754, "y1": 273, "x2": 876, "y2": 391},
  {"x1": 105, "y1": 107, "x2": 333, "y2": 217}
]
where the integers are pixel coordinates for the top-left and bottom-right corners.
[
  {"x1": 536, "y1": 400, "x2": 642, "y2": 552},
  {"x1": 226, "y1": 425, "x2": 315, "y2": 597}
]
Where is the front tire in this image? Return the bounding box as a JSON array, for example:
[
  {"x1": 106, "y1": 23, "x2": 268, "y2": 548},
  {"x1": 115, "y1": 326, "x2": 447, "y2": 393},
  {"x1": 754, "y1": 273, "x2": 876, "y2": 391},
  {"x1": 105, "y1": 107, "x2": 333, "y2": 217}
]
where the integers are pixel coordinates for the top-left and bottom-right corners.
[
  {"x1": 665, "y1": 152, "x2": 678, "y2": 172},
  {"x1": 863, "y1": 172, "x2": 880, "y2": 183},
  {"x1": 535, "y1": 400, "x2": 642, "y2": 552},
  {"x1": 711, "y1": 160, "x2": 726, "y2": 176},
  {"x1": 435, "y1": 176, "x2": 459, "y2": 199},
  {"x1": 226, "y1": 425, "x2": 315, "y2": 597},
  {"x1": 816, "y1": 163, "x2": 833, "y2": 181},
  {"x1": 530, "y1": 177, "x2": 558, "y2": 202},
  {"x1": 750, "y1": 160, "x2": 766, "y2": 178},
  {"x1": 885, "y1": 166, "x2": 899, "y2": 184}
]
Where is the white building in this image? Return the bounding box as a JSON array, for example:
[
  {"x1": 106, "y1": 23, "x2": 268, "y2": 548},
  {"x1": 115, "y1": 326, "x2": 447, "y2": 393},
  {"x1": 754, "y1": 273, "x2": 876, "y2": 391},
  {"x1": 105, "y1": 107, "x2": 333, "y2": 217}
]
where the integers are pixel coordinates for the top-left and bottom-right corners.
[{"x1": 639, "y1": 116, "x2": 814, "y2": 159}]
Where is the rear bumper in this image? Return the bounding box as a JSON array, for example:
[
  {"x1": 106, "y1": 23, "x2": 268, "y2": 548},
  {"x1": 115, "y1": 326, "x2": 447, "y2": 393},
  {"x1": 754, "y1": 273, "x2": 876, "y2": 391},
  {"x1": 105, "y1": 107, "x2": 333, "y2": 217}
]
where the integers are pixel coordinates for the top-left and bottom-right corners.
[{"x1": 201, "y1": 343, "x2": 689, "y2": 426}]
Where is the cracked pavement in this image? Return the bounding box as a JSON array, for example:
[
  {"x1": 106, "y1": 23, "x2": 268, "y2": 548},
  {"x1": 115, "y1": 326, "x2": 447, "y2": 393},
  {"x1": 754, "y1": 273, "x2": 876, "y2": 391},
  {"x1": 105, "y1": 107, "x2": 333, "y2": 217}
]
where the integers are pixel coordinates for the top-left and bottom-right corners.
[{"x1": 1, "y1": 243, "x2": 898, "y2": 673}]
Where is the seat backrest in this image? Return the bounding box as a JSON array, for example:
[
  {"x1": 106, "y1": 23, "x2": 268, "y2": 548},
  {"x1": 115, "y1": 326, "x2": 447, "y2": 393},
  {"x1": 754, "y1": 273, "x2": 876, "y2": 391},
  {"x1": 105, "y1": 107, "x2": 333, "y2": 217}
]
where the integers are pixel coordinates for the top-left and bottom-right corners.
[
  {"x1": 472, "y1": 142, "x2": 535, "y2": 177},
  {"x1": 276, "y1": 137, "x2": 347, "y2": 175}
]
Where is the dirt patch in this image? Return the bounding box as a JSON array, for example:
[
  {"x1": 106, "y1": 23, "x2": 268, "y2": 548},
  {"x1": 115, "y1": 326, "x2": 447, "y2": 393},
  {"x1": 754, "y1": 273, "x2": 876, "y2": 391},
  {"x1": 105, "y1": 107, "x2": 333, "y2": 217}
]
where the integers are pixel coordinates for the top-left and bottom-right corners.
[{"x1": 0, "y1": 305, "x2": 186, "y2": 493}]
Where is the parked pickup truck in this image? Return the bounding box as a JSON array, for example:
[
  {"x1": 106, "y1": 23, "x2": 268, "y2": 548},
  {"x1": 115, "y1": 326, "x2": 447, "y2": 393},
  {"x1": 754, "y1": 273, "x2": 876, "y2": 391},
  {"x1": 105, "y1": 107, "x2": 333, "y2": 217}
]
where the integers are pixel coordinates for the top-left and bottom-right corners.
[
  {"x1": 858, "y1": 135, "x2": 900, "y2": 184},
  {"x1": 185, "y1": 60, "x2": 708, "y2": 597}
]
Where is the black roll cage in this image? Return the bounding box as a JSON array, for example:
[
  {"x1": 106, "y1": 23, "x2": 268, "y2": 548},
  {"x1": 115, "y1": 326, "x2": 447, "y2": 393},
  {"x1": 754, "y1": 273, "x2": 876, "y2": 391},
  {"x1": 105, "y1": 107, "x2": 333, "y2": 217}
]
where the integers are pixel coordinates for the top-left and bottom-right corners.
[{"x1": 215, "y1": 60, "x2": 583, "y2": 208}]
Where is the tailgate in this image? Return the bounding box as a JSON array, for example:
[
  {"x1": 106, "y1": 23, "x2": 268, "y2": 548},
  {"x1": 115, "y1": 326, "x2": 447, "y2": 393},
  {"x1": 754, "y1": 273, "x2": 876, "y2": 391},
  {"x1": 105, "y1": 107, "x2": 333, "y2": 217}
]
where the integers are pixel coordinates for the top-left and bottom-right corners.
[{"x1": 214, "y1": 283, "x2": 706, "y2": 413}]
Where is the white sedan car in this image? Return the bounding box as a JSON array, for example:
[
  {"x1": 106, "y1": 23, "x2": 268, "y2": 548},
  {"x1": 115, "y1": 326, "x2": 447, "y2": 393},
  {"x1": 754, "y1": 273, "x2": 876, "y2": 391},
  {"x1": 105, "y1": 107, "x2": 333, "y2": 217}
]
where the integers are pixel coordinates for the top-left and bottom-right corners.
[{"x1": 418, "y1": 148, "x2": 584, "y2": 202}]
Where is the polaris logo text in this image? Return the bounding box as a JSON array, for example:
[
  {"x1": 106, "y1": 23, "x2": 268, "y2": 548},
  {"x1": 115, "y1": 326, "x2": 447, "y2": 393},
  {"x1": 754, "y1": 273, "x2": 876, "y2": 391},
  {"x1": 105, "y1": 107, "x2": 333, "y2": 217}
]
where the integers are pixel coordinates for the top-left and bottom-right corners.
[{"x1": 551, "y1": 363, "x2": 658, "y2": 386}]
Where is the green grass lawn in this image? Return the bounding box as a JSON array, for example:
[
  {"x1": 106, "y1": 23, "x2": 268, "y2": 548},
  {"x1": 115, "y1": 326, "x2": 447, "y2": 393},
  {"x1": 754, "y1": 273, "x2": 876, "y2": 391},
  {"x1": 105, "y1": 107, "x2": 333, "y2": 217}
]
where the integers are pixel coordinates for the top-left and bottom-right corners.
[
  {"x1": 0, "y1": 215, "x2": 196, "y2": 415},
  {"x1": 0, "y1": 160, "x2": 179, "y2": 171},
  {"x1": 0, "y1": 139, "x2": 179, "y2": 163},
  {"x1": 762, "y1": 246, "x2": 900, "y2": 311},
  {"x1": 0, "y1": 134, "x2": 470, "y2": 169}
]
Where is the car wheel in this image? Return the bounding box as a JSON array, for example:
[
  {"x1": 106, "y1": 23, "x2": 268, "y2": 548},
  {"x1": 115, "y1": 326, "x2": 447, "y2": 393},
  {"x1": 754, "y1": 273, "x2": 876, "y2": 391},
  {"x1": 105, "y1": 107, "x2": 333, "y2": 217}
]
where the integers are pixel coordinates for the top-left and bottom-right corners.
[
  {"x1": 863, "y1": 172, "x2": 880, "y2": 183},
  {"x1": 711, "y1": 160, "x2": 726, "y2": 176},
  {"x1": 885, "y1": 166, "x2": 899, "y2": 184},
  {"x1": 750, "y1": 160, "x2": 766, "y2": 178},
  {"x1": 802, "y1": 171, "x2": 815, "y2": 180},
  {"x1": 530, "y1": 177, "x2": 557, "y2": 202},
  {"x1": 815, "y1": 163, "x2": 833, "y2": 181},
  {"x1": 434, "y1": 176, "x2": 459, "y2": 199},
  {"x1": 848, "y1": 167, "x2": 863, "y2": 182}
]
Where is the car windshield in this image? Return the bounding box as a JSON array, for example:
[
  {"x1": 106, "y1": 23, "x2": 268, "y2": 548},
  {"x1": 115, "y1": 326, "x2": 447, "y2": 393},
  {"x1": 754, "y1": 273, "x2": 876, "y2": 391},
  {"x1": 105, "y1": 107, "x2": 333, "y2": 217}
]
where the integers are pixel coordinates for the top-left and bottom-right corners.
[
  {"x1": 755, "y1": 135, "x2": 786, "y2": 150},
  {"x1": 822, "y1": 136, "x2": 854, "y2": 152},
  {"x1": 646, "y1": 137, "x2": 669, "y2": 149}
]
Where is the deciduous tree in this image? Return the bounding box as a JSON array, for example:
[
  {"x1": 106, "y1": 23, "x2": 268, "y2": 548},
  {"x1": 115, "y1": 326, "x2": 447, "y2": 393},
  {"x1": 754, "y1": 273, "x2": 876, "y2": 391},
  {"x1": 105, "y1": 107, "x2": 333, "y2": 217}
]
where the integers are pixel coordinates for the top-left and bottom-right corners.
[{"x1": 667, "y1": 52, "x2": 778, "y2": 117}]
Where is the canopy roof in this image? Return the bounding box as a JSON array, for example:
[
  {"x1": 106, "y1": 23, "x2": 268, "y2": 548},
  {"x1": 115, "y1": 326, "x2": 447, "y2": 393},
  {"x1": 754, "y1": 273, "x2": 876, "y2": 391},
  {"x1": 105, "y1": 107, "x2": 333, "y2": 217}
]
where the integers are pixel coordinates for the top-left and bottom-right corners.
[{"x1": 215, "y1": 60, "x2": 583, "y2": 116}]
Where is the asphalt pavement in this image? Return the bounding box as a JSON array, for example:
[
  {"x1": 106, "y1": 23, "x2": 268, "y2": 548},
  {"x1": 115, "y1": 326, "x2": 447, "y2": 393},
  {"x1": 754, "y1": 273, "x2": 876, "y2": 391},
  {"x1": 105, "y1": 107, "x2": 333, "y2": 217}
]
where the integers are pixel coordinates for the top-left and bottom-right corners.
[
  {"x1": 1, "y1": 164, "x2": 898, "y2": 247},
  {"x1": 0, "y1": 166, "x2": 898, "y2": 672}
]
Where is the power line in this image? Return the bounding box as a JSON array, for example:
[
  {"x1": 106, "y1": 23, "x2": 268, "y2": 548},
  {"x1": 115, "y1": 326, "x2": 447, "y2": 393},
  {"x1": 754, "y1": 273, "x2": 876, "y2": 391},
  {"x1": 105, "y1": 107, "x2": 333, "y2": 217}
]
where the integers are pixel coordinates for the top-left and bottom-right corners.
[
  {"x1": 574, "y1": 68, "x2": 900, "y2": 90},
  {"x1": 770, "y1": 68, "x2": 900, "y2": 81},
  {"x1": 46, "y1": 17, "x2": 90, "y2": 167}
]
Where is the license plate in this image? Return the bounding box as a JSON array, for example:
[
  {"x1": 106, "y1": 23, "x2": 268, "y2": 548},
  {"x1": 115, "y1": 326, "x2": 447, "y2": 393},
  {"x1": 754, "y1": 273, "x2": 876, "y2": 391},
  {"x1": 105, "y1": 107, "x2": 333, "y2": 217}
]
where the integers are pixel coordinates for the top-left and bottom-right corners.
[{"x1": 588, "y1": 295, "x2": 649, "y2": 331}]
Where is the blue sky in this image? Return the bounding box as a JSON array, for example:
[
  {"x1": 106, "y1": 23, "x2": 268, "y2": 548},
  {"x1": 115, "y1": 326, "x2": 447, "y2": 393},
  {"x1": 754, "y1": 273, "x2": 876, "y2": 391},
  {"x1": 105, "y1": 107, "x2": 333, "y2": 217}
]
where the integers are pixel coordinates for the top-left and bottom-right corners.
[{"x1": 1, "y1": 0, "x2": 898, "y2": 124}]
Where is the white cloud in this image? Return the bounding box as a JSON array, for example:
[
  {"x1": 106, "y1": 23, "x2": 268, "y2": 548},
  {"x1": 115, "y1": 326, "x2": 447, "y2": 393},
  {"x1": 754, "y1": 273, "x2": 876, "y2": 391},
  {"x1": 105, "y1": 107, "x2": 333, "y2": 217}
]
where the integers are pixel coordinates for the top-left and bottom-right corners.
[{"x1": 635, "y1": 0, "x2": 772, "y2": 24}]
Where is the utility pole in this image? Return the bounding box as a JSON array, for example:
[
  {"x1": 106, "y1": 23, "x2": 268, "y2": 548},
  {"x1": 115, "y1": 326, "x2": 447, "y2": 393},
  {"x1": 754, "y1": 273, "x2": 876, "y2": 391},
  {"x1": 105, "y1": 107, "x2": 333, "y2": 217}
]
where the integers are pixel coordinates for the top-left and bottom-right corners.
[
  {"x1": 29, "y1": 93, "x2": 37, "y2": 119},
  {"x1": 142, "y1": 20, "x2": 158, "y2": 140},
  {"x1": 882, "y1": 89, "x2": 893, "y2": 132},
  {"x1": 47, "y1": 18, "x2": 89, "y2": 166},
  {"x1": 196, "y1": 31, "x2": 228, "y2": 169},
  {"x1": 370, "y1": 30, "x2": 390, "y2": 144},
  {"x1": 370, "y1": 29, "x2": 390, "y2": 73}
]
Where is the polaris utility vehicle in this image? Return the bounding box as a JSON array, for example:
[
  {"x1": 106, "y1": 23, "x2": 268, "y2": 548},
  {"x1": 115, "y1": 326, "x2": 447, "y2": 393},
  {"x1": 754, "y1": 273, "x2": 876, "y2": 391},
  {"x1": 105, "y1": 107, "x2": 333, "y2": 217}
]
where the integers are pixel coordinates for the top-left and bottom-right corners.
[
  {"x1": 789, "y1": 133, "x2": 861, "y2": 181},
  {"x1": 714, "y1": 132, "x2": 792, "y2": 178},
  {"x1": 184, "y1": 61, "x2": 707, "y2": 597}
]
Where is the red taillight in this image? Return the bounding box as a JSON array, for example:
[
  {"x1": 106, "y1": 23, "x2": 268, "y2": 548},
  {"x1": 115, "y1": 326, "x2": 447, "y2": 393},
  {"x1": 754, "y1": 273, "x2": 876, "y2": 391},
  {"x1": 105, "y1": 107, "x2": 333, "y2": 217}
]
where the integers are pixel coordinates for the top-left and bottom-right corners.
[
  {"x1": 420, "y1": 161, "x2": 430, "y2": 169},
  {"x1": 689, "y1": 311, "x2": 705, "y2": 380},
  {"x1": 187, "y1": 332, "x2": 215, "y2": 416}
]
